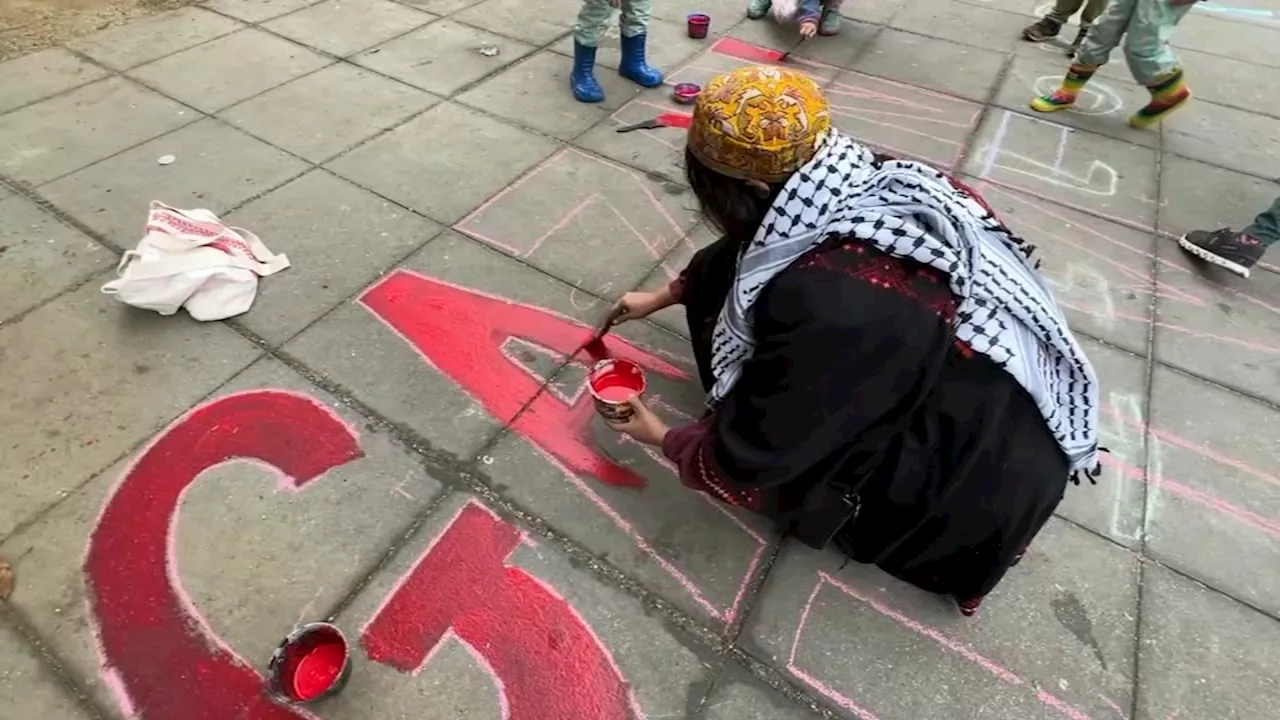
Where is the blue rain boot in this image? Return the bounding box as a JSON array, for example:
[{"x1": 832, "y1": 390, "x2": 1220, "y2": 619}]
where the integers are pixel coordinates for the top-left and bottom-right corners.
[
  {"x1": 571, "y1": 41, "x2": 605, "y2": 103},
  {"x1": 618, "y1": 33, "x2": 663, "y2": 88}
]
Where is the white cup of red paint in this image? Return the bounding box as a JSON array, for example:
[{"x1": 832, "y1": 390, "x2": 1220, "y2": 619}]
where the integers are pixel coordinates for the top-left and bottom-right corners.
[
  {"x1": 267, "y1": 622, "x2": 352, "y2": 704},
  {"x1": 588, "y1": 358, "x2": 647, "y2": 422}
]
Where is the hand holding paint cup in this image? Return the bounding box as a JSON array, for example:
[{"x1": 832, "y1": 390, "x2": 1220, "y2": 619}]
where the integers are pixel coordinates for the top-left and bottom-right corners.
[{"x1": 589, "y1": 359, "x2": 646, "y2": 422}]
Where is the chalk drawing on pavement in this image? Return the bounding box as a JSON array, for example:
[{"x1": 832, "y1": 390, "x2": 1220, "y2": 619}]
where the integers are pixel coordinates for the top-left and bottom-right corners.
[{"x1": 359, "y1": 271, "x2": 770, "y2": 625}]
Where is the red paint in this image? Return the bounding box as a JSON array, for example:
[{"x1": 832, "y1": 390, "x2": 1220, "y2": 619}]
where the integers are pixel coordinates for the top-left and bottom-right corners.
[
  {"x1": 292, "y1": 644, "x2": 346, "y2": 701},
  {"x1": 584, "y1": 336, "x2": 610, "y2": 360},
  {"x1": 594, "y1": 385, "x2": 639, "y2": 403},
  {"x1": 360, "y1": 270, "x2": 690, "y2": 489},
  {"x1": 656, "y1": 112, "x2": 693, "y2": 129},
  {"x1": 712, "y1": 36, "x2": 787, "y2": 64},
  {"x1": 589, "y1": 359, "x2": 646, "y2": 406},
  {"x1": 84, "y1": 391, "x2": 364, "y2": 719},
  {"x1": 672, "y1": 83, "x2": 701, "y2": 105},
  {"x1": 687, "y1": 13, "x2": 710, "y2": 39},
  {"x1": 361, "y1": 502, "x2": 638, "y2": 719}
]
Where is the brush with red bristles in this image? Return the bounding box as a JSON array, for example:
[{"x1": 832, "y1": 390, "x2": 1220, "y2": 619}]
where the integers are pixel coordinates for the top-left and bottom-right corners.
[{"x1": 581, "y1": 306, "x2": 619, "y2": 361}]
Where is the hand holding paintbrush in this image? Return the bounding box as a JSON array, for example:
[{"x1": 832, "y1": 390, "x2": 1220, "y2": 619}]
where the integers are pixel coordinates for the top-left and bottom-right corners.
[{"x1": 582, "y1": 287, "x2": 680, "y2": 358}]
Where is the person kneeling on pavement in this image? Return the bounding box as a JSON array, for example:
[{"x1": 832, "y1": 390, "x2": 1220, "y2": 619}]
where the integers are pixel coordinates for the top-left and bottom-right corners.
[{"x1": 603, "y1": 65, "x2": 1102, "y2": 618}]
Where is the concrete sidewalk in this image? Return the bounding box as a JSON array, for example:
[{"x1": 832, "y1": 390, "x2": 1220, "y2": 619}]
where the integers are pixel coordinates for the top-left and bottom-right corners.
[{"x1": 1, "y1": 0, "x2": 1278, "y2": 718}]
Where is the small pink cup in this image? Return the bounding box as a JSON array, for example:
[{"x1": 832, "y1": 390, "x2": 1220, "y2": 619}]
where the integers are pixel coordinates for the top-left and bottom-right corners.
[
  {"x1": 672, "y1": 83, "x2": 701, "y2": 105},
  {"x1": 687, "y1": 13, "x2": 711, "y2": 39}
]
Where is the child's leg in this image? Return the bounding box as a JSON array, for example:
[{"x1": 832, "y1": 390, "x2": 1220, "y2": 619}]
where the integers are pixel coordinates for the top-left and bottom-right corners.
[
  {"x1": 1125, "y1": 0, "x2": 1194, "y2": 126},
  {"x1": 1123, "y1": 0, "x2": 1194, "y2": 84},
  {"x1": 819, "y1": 0, "x2": 842, "y2": 34},
  {"x1": 1244, "y1": 197, "x2": 1280, "y2": 249},
  {"x1": 1046, "y1": 0, "x2": 1086, "y2": 24},
  {"x1": 1124, "y1": 0, "x2": 1195, "y2": 126},
  {"x1": 1030, "y1": 0, "x2": 1135, "y2": 112},
  {"x1": 619, "y1": 0, "x2": 651, "y2": 38},
  {"x1": 575, "y1": 0, "x2": 614, "y2": 47},
  {"x1": 1022, "y1": 0, "x2": 1084, "y2": 42},
  {"x1": 570, "y1": 0, "x2": 614, "y2": 103},
  {"x1": 1079, "y1": 0, "x2": 1108, "y2": 25},
  {"x1": 1073, "y1": 0, "x2": 1136, "y2": 68},
  {"x1": 1066, "y1": 0, "x2": 1109, "y2": 52},
  {"x1": 619, "y1": 0, "x2": 663, "y2": 87}
]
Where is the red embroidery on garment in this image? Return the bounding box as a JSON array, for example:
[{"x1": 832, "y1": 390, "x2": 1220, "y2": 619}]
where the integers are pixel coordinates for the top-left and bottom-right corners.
[
  {"x1": 694, "y1": 442, "x2": 764, "y2": 512},
  {"x1": 946, "y1": 175, "x2": 998, "y2": 218},
  {"x1": 795, "y1": 245, "x2": 957, "y2": 321},
  {"x1": 953, "y1": 337, "x2": 976, "y2": 358}
]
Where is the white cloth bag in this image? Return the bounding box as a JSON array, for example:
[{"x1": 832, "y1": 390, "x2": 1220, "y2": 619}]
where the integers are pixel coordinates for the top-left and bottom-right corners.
[
  {"x1": 771, "y1": 0, "x2": 800, "y2": 22},
  {"x1": 102, "y1": 202, "x2": 290, "y2": 321}
]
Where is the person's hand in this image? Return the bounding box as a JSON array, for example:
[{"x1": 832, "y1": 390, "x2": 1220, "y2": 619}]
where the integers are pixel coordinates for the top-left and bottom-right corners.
[
  {"x1": 608, "y1": 0, "x2": 621, "y2": 7},
  {"x1": 799, "y1": 21, "x2": 818, "y2": 38},
  {"x1": 606, "y1": 398, "x2": 670, "y2": 446},
  {"x1": 606, "y1": 290, "x2": 668, "y2": 326}
]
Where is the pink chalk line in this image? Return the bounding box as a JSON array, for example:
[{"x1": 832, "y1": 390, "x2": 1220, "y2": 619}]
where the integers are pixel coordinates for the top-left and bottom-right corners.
[
  {"x1": 454, "y1": 148, "x2": 687, "y2": 265},
  {"x1": 1106, "y1": 454, "x2": 1280, "y2": 540},
  {"x1": 984, "y1": 187, "x2": 1280, "y2": 353},
  {"x1": 1105, "y1": 406, "x2": 1280, "y2": 492},
  {"x1": 826, "y1": 71, "x2": 982, "y2": 111},
  {"x1": 788, "y1": 572, "x2": 1093, "y2": 720}
]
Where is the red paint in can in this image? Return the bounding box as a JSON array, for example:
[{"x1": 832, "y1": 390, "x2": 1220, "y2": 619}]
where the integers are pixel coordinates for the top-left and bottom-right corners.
[
  {"x1": 672, "y1": 83, "x2": 702, "y2": 105},
  {"x1": 588, "y1": 359, "x2": 646, "y2": 421},
  {"x1": 687, "y1": 13, "x2": 711, "y2": 39},
  {"x1": 268, "y1": 622, "x2": 352, "y2": 704}
]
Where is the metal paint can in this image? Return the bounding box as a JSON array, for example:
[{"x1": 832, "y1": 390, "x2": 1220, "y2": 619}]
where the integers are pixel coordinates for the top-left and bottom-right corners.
[
  {"x1": 588, "y1": 358, "x2": 647, "y2": 422},
  {"x1": 267, "y1": 622, "x2": 352, "y2": 704}
]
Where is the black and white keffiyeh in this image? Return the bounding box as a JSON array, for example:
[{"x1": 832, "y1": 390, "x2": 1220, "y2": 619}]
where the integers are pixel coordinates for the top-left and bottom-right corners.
[{"x1": 707, "y1": 131, "x2": 1101, "y2": 475}]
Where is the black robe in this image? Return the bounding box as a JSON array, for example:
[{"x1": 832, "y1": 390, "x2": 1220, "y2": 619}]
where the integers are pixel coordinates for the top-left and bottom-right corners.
[{"x1": 663, "y1": 232, "x2": 1071, "y2": 603}]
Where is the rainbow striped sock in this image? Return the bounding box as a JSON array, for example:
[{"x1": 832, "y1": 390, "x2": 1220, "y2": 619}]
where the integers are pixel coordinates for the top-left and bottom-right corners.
[
  {"x1": 1030, "y1": 63, "x2": 1097, "y2": 113},
  {"x1": 1131, "y1": 70, "x2": 1192, "y2": 128}
]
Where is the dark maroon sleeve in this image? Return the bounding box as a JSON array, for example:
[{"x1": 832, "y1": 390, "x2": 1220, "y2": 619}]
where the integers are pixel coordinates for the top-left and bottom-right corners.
[
  {"x1": 667, "y1": 267, "x2": 690, "y2": 303},
  {"x1": 662, "y1": 416, "x2": 765, "y2": 511}
]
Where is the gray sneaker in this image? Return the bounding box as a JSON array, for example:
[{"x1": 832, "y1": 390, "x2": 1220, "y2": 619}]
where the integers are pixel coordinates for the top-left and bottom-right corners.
[{"x1": 747, "y1": 0, "x2": 772, "y2": 20}]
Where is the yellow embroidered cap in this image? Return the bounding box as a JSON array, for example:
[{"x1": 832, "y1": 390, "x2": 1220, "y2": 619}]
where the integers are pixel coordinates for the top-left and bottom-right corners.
[{"x1": 687, "y1": 65, "x2": 832, "y2": 184}]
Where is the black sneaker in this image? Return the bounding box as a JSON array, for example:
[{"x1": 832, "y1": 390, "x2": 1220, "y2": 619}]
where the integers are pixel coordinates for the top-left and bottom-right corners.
[
  {"x1": 1022, "y1": 16, "x2": 1063, "y2": 42},
  {"x1": 1178, "y1": 228, "x2": 1265, "y2": 278}
]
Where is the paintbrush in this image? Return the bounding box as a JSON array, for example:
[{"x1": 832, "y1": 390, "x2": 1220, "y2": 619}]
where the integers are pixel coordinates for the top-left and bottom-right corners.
[
  {"x1": 779, "y1": 36, "x2": 806, "y2": 63},
  {"x1": 581, "y1": 308, "x2": 617, "y2": 361}
]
